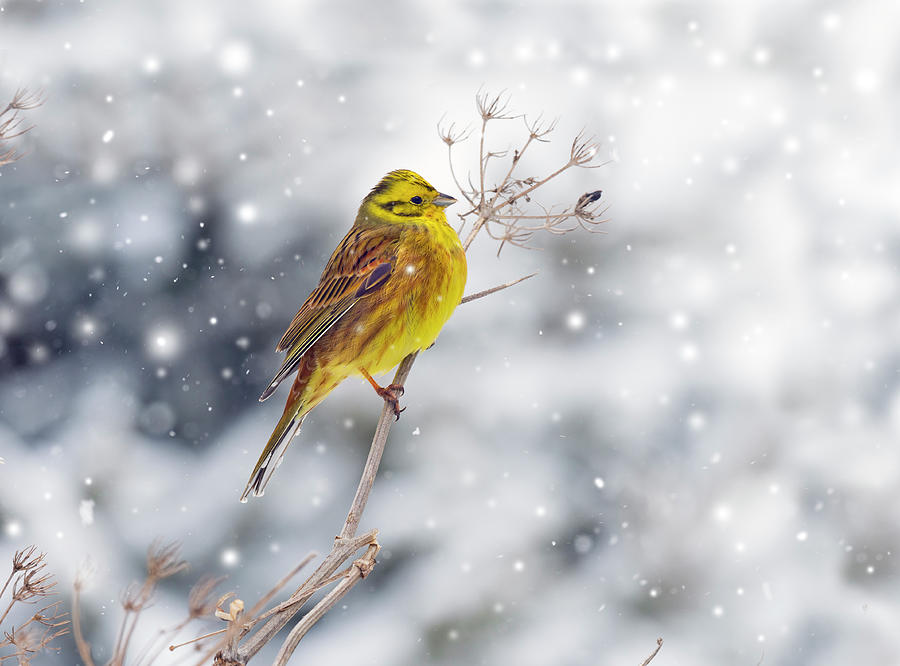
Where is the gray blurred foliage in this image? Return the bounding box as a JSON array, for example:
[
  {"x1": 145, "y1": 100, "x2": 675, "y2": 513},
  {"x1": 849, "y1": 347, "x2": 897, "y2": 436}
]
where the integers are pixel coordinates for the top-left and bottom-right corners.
[{"x1": 1, "y1": 0, "x2": 899, "y2": 664}]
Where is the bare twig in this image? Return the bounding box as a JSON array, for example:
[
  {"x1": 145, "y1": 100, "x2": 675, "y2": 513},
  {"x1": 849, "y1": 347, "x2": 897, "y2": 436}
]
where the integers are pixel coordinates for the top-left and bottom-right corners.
[
  {"x1": 461, "y1": 273, "x2": 537, "y2": 304},
  {"x1": 438, "y1": 118, "x2": 476, "y2": 207},
  {"x1": 245, "y1": 554, "x2": 316, "y2": 620},
  {"x1": 640, "y1": 637, "x2": 664, "y2": 666},
  {"x1": 341, "y1": 352, "x2": 417, "y2": 539},
  {"x1": 169, "y1": 628, "x2": 227, "y2": 653}
]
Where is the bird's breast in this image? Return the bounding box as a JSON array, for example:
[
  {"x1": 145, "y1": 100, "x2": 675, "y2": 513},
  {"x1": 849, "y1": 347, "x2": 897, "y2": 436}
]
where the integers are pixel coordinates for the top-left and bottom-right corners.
[{"x1": 366, "y1": 224, "x2": 466, "y2": 372}]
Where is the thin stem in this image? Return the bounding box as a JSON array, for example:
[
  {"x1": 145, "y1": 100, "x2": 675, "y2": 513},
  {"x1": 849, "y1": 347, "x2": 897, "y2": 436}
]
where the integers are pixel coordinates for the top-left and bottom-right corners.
[
  {"x1": 341, "y1": 352, "x2": 417, "y2": 539},
  {"x1": 0, "y1": 570, "x2": 15, "y2": 602},
  {"x1": 169, "y1": 628, "x2": 227, "y2": 652},
  {"x1": 461, "y1": 214, "x2": 489, "y2": 251},
  {"x1": 71, "y1": 585, "x2": 96, "y2": 666},
  {"x1": 446, "y1": 142, "x2": 476, "y2": 207},
  {"x1": 487, "y1": 133, "x2": 534, "y2": 210},
  {"x1": 0, "y1": 597, "x2": 16, "y2": 628},
  {"x1": 110, "y1": 609, "x2": 131, "y2": 665},
  {"x1": 117, "y1": 609, "x2": 143, "y2": 666},
  {"x1": 244, "y1": 553, "x2": 317, "y2": 620},
  {"x1": 504, "y1": 160, "x2": 576, "y2": 209},
  {"x1": 478, "y1": 117, "x2": 488, "y2": 211},
  {"x1": 460, "y1": 273, "x2": 537, "y2": 304}
]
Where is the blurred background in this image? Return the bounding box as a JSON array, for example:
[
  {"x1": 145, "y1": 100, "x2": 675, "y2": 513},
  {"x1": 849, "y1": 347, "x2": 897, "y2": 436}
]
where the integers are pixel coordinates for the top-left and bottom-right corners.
[{"x1": 1, "y1": 0, "x2": 898, "y2": 664}]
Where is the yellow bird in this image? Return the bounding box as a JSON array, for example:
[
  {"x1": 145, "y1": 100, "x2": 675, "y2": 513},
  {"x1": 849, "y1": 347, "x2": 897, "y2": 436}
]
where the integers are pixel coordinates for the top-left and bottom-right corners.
[{"x1": 242, "y1": 169, "x2": 467, "y2": 501}]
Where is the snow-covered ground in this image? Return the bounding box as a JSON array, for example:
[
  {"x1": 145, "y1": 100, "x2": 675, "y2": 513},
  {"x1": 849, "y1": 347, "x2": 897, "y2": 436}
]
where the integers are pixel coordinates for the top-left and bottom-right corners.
[{"x1": 1, "y1": 1, "x2": 898, "y2": 664}]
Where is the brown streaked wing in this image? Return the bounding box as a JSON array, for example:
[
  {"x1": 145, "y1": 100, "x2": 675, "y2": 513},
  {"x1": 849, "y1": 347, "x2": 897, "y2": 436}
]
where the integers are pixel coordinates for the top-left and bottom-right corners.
[
  {"x1": 258, "y1": 225, "x2": 400, "y2": 402},
  {"x1": 277, "y1": 224, "x2": 401, "y2": 351}
]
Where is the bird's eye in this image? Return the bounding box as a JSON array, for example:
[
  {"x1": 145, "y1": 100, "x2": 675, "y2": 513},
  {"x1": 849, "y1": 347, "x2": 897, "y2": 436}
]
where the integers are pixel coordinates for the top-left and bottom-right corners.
[{"x1": 409, "y1": 196, "x2": 423, "y2": 205}]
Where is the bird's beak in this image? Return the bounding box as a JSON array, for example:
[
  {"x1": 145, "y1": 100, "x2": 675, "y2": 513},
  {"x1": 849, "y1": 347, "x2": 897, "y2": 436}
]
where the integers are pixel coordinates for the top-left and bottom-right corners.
[{"x1": 433, "y1": 192, "x2": 457, "y2": 208}]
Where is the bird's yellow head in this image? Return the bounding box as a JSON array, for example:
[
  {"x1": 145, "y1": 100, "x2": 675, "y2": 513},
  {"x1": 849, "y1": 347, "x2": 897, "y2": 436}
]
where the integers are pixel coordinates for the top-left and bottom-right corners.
[{"x1": 359, "y1": 169, "x2": 456, "y2": 224}]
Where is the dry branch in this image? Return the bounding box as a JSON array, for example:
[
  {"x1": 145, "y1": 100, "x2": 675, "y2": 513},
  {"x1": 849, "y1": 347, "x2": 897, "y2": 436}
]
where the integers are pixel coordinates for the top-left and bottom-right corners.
[{"x1": 460, "y1": 273, "x2": 537, "y2": 304}]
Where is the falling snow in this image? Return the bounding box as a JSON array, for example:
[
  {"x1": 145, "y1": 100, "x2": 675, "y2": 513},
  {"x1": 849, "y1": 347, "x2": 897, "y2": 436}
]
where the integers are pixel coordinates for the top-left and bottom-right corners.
[{"x1": 0, "y1": 2, "x2": 896, "y2": 666}]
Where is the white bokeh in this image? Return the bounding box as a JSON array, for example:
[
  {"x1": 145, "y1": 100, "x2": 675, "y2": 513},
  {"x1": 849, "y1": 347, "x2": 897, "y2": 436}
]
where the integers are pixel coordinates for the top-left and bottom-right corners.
[{"x1": 1, "y1": 0, "x2": 898, "y2": 665}]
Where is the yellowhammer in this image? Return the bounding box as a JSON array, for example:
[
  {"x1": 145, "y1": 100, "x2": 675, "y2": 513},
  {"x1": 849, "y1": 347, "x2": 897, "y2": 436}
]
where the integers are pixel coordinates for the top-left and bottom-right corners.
[{"x1": 241, "y1": 169, "x2": 467, "y2": 501}]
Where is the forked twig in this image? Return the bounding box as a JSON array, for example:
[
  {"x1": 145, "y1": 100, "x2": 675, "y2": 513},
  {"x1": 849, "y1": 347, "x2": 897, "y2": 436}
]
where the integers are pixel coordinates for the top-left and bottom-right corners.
[{"x1": 272, "y1": 545, "x2": 378, "y2": 666}]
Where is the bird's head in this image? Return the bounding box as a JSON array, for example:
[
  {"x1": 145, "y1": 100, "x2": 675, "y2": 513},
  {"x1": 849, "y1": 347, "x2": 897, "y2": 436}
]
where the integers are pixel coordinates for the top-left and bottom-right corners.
[{"x1": 359, "y1": 169, "x2": 456, "y2": 224}]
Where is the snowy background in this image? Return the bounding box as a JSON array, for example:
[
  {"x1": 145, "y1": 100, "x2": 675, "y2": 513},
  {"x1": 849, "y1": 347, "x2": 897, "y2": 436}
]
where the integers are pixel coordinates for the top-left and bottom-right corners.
[{"x1": 1, "y1": 0, "x2": 899, "y2": 664}]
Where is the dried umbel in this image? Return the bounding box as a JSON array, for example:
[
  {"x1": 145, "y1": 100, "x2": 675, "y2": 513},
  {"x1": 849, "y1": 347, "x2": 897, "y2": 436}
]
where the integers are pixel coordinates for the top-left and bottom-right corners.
[
  {"x1": 0, "y1": 88, "x2": 43, "y2": 166},
  {"x1": 1, "y1": 547, "x2": 69, "y2": 664},
  {"x1": 4, "y1": 547, "x2": 56, "y2": 604},
  {"x1": 188, "y1": 575, "x2": 227, "y2": 620},
  {"x1": 440, "y1": 90, "x2": 608, "y2": 255},
  {"x1": 146, "y1": 539, "x2": 189, "y2": 581}
]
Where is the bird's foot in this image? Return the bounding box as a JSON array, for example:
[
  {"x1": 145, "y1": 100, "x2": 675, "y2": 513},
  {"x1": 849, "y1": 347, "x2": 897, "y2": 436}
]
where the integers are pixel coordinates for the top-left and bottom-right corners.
[{"x1": 375, "y1": 384, "x2": 405, "y2": 420}]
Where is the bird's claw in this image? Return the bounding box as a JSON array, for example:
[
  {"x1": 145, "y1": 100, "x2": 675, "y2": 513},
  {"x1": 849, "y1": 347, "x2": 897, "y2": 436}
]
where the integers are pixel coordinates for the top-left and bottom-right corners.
[{"x1": 376, "y1": 384, "x2": 405, "y2": 419}]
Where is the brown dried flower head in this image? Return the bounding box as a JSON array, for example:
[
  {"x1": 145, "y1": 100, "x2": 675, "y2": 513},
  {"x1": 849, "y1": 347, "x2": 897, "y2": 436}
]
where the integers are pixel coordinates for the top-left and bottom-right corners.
[
  {"x1": 146, "y1": 540, "x2": 188, "y2": 581},
  {"x1": 188, "y1": 575, "x2": 226, "y2": 619}
]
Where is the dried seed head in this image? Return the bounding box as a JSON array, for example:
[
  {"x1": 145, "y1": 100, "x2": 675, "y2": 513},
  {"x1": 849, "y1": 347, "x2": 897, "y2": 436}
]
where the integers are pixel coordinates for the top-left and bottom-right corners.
[
  {"x1": 524, "y1": 114, "x2": 557, "y2": 141},
  {"x1": 13, "y1": 567, "x2": 56, "y2": 602},
  {"x1": 476, "y1": 90, "x2": 515, "y2": 121},
  {"x1": 570, "y1": 133, "x2": 603, "y2": 167},
  {"x1": 8, "y1": 624, "x2": 43, "y2": 656},
  {"x1": 0, "y1": 89, "x2": 43, "y2": 167},
  {"x1": 9, "y1": 89, "x2": 44, "y2": 111},
  {"x1": 74, "y1": 558, "x2": 96, "y2": 593},
  {"x1": 188, "y1": 575, "x2": 225, "y2": 619},
  {"x1": 146, "y1": 540, "x2": 188, "y2": 580},
  {"x1": 12, "y1": 546, "x2": 43, "y2": 573},
  {"x1": 438, "y1": 120, "x2": 472, "y2": 146},
  {"x1": 120, "y1": 581, "x2": 146, "y2": 612},
  {"x1": 34, "y1": 600, "x2": 69, "y2": 629}
]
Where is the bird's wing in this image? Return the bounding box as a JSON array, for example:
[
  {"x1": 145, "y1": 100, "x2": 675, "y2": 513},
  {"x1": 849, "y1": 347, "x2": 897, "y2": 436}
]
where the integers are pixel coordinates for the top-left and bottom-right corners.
[{"x1": 259, "y1": 225, "x2": 401, "y2": 402}]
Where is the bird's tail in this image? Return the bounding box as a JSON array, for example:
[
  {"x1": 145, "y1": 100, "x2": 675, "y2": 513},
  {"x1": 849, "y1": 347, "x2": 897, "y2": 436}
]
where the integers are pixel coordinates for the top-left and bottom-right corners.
[
  {"x1": 241, "y1": 354, "x2": 341, "y2": 502},
  {"x1": 240, "y1": 408, "x2": 305, "y2": 502}
]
